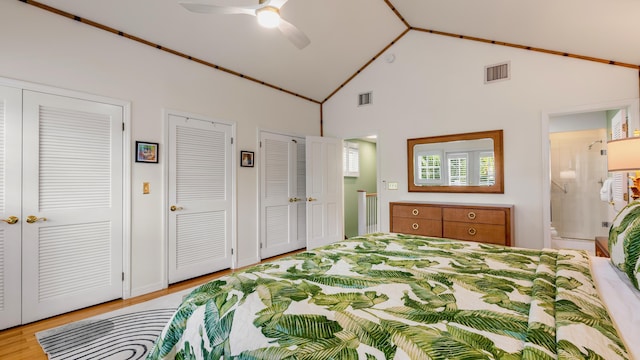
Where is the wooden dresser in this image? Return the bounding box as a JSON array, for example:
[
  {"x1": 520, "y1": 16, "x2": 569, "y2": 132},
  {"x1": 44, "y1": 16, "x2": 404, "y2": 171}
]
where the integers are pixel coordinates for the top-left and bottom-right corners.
[{"x1": 390, "y1": 202, "x2": 514, "y2": 246}]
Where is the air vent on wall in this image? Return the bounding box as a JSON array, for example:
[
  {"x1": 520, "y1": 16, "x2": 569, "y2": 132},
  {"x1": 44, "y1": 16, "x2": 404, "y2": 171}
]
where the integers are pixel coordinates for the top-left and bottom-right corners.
[
  {"x1": 358, "y1": 91, "x2": 372, "y2": 106},
  {"x1": 484, "y1": 62, "x2": 510, "y2": 84}
]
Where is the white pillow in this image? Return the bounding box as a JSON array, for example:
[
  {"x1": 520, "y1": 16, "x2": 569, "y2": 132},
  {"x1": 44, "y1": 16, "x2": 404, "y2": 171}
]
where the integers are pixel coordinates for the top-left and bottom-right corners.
[{"x1": 591, "y1": 257, "x2": 640, "y2": 360}]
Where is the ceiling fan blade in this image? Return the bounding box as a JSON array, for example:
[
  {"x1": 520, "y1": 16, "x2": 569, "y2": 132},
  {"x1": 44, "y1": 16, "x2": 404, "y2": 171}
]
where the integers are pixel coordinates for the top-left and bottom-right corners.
[
  {"x1": 179, "y1": 2, "x2": 259, "y2": 15},
  {"x1": 268, "y1": 0, "x2": 290, "y2": 9},
  {"x1": 278, "y1": 18, "x2": 310, "y2": 49}
]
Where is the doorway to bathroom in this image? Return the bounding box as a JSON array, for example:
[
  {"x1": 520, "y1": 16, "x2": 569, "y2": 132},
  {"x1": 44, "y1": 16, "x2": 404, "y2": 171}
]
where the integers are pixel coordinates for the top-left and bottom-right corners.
[{"x1": 548, "y1": 109, "x2": 624, "y2": 253}]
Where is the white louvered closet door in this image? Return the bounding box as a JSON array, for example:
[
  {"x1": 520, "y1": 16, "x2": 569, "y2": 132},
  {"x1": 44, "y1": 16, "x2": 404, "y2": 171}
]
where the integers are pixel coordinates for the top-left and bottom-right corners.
[
  {"x1": 259, "y1": 132, "x2": 306, "y2": 259},
  {"x1": 0, "y1": 86, "x2": 22, "y2": 330},
  {"x1": 21, "y1": 90, "x2": 124, "y2": 323},
  {"x1": 168, "y1": 115, "x2": 232, "y2": 284}
]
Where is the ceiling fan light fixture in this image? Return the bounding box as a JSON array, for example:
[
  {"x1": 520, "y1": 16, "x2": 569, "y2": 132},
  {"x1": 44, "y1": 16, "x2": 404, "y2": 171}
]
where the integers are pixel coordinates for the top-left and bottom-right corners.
[{"x1": 256, "y1": 6, "x2": 280, "y2": 28}]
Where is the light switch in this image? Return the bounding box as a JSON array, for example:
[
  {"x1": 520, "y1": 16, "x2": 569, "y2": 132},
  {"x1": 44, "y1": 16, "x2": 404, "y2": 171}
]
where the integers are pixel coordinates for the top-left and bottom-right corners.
[
  {"x1": 388, "y1": 182, "x2": 398, "y2": 190},
  {"x1": 143, "y1": 182, "x2": 150, "y2": 194}
]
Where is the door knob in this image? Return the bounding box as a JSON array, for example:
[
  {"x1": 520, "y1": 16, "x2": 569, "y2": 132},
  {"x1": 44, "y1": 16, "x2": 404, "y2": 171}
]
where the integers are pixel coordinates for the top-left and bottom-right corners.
[
  {"x1": 26, "y1": 215, "x2": 47, "y2": 224},
  {"x1": 289, "y1": 197, "x2": 300, "y2": 202},
  {"x1": 1, "y1": 216, "x2": 19, "y2": 224},
  {"x1": 307, "y1": 197, "x2": 317, "y2": 202},
  {"x1": 170, "y1": 205, "x2": 184, "y2": 212}
]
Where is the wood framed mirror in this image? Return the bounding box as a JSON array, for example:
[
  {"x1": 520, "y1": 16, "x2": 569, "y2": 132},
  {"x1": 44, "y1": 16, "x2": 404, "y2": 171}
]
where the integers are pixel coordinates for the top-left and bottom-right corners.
[{"x1": 407, "y1": 129, "x2": 504, "y2": 193}]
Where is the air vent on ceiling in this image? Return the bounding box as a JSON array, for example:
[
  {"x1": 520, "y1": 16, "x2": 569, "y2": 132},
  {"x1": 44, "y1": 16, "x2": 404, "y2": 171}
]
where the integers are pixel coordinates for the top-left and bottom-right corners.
[
  {"x1": 484, "y1": 61, "x2": 510, "y2": 84},
  {"x1": 358, "y1": 91, "x2": 372, "y2": 106}
]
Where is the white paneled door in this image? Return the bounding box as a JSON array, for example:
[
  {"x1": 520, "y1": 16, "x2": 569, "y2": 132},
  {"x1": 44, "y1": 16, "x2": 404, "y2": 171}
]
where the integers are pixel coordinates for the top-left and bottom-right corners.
[
  {"x1": 0, "y1": 86, "x2": 23, "y2": 329},
  {"x1": 259, "y1": 132, "x2": 306, "y2": 259},
  {"x1": 22, "y1": 91, "x2": 124, "y2": 323},
  {"x1": 168, "y1": 115, "x2": 233, "y2": 284},
  {"x1": 0, "y1": 87, "x2": 125, "y2": 328},
  {"x1": 306, "y1": 136, "x2": 343, "y2": 250}
]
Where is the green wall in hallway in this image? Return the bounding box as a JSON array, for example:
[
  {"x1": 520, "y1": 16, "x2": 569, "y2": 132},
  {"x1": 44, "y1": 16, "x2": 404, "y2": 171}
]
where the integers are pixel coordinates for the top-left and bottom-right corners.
[{"x1": 343, "y1": 139, "x2": 377, "y2": 238}]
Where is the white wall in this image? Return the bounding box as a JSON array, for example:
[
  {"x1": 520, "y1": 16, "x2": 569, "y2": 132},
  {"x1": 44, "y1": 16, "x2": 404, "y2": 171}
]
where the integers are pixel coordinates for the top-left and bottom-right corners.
[
  {"x1": 0, "y1": 1, "x2": 320, "y2": 296},
  {"x1": 323, "y1": 31, "x2": 638, "y2": 249}
]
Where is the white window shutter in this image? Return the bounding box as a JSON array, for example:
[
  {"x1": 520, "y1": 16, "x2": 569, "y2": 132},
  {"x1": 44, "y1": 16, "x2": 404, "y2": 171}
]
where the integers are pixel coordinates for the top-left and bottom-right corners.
[{"x1": 343, "y1": 141, "x2": 359, "y2": 177}]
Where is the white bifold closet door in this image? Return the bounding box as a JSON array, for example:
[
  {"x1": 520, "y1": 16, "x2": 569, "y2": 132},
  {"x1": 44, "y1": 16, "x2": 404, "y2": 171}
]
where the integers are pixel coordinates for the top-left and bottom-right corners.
[
  {"x1": 0, "y1": 86, "x2": 22, "y2": 329},
  {"x1": 259, "y1": 132, "x2": 306, "y2": 259},
  {"x1": 168, "y1": 115, "x2": 233, "y2": 284},
  {"x1": 0, "y1": 87, "x2": 124, "y2": 328}
]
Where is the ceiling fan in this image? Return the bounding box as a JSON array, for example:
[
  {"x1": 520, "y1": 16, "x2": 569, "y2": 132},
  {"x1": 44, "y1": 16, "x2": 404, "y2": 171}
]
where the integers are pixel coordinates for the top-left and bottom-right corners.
[{"x1": 179, "y1": 0, "x2": 311, "y2": 49}]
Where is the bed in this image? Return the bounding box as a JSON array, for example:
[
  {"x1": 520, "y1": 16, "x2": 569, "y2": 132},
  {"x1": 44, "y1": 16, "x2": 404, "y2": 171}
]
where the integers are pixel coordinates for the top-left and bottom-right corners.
[{"x1": 147, "y1": 233, "x2": 636, "y2": 359}]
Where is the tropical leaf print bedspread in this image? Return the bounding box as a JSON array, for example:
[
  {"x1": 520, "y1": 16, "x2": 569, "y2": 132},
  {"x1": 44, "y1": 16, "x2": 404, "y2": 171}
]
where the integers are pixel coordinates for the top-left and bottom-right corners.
[{"x1": 147, "y1": 233, "x2": 629, "y2": 359}]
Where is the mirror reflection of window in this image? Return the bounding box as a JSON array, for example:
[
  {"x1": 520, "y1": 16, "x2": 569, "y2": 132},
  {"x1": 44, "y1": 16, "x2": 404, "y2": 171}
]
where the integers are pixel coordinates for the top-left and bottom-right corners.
[
  {"x1": 422, "y1": 155, "x2": 441, "y2": 181},
  {"x1": 447, "y1": 153, "x2": 468, "y2": 185},
  {"x1": 415, "y1": 151, "x2": 442, "y2": 185},
  {"x1": 479, "y1": 151, "x2": 496, "y2": 186},
  {"x1": 413, "y1": 139, "x2": 495, "y2": 186},
  {"x1": 415, "y1": 148, "x2": 494, "y2": 186}
]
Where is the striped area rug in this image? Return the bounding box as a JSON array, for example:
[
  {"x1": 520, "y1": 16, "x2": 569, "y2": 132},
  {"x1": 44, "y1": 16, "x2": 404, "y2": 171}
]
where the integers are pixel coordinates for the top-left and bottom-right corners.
[{"x1": 36, "y1": 289, "x2": 192, "y2": 360}]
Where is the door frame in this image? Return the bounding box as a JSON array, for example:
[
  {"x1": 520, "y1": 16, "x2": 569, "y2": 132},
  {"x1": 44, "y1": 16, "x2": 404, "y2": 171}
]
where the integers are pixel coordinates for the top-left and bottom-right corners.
[
  {"x1": 541, "y1": 98, "x2": 640, "y2": 249},
  {"x1": 0, "y1": 76, "x2": 132, "y2": 299},
  {"x1": 163, "y1": 109, "x2": 237, "y2": 287}
]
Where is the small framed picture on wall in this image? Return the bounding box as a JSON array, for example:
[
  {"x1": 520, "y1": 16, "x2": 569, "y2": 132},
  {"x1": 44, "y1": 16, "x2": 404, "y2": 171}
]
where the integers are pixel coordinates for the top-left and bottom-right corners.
[
  {"x1": 136, "y1": 141, "x2": 159, "y2": 163},
  {"x1": 241, "y1": 151, "x2": 254, "y2": 167}
]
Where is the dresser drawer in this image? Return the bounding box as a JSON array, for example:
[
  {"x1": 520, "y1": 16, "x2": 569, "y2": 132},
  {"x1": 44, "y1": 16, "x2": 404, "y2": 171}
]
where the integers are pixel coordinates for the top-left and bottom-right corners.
[
  {"x1": 443, "y1": 221, "x2": 506, "y2": 245},
  {"x1": 392, "y1": 204, "x2": 441, "y2": 220},
  {"x1": 442, "y1": 208, "x2": 505, "y2": 225},
  {"x1": 391, "y1": 217, "x2": 442, "y2": 237}
]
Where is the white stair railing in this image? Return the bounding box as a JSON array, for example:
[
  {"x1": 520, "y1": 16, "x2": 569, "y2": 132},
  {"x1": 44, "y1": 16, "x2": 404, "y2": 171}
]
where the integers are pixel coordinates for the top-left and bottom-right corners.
[{"x1": 357, "y1": 190, "x2": 379, "y2": 235}]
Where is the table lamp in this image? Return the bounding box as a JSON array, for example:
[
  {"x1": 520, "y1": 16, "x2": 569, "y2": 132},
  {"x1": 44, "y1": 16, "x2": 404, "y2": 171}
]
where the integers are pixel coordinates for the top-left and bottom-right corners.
[{"x1": 608, "y1": 135, "x2": 640, "y2": 200}]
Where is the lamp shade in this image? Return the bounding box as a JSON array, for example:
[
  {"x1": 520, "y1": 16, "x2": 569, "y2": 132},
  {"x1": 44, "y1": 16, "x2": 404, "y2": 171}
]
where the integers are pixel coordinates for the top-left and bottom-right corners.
[{"x1": 607, "y1": 137, "x2": 640, "y2": 172}]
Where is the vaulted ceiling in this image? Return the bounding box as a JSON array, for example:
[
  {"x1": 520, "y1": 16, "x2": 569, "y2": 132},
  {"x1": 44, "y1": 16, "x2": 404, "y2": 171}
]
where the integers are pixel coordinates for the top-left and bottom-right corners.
[{"x1": 24, "y1": 0, "x2": 640, "y2": 104}]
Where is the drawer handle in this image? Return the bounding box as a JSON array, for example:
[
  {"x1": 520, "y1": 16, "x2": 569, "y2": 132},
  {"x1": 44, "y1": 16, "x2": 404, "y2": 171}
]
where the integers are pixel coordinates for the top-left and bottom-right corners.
[
  {"x1": 412, "y1": 208, "x2": 419, "y2": 216},
  {"x1": 412, "y1": 223, "x2": 419, "y2": 230},
  {"x1": 468, "y1": 227, "x2": 477, "y2": 236},
  {"x1": 467, "y1": 211, "x2": 476, "y2": 220}
]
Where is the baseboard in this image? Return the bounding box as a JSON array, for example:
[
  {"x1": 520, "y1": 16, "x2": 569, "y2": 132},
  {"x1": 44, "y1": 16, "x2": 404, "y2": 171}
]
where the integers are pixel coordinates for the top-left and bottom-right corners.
[
  {"x1": 236, "y1": 256, "x2": 260, "y2": 269},
  {"x1": 129, "y1": 281, "x2": 166, "y2": 298}
]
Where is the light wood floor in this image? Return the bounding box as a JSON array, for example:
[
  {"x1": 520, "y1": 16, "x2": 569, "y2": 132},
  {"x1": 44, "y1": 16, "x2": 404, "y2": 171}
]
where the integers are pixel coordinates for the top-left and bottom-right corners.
[{"x1": 0, "y1": 250, "x2": 302, "y2": 360}]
